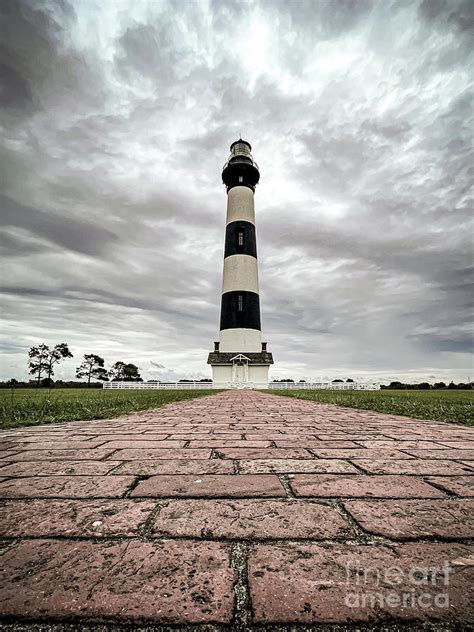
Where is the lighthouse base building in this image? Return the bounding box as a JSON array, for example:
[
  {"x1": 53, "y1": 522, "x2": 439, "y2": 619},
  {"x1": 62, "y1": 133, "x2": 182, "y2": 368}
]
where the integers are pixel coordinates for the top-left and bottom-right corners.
[
  {"x1": 208, "y1": 349, "x2": 274, "y2": 388},
  {"x1": 208, "y1": 139, "x2": 273, "y2": 388}
]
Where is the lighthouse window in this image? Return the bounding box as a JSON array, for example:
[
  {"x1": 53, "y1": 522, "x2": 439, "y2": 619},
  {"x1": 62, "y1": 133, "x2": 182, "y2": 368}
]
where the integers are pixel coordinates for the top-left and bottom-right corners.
[
  {"x1": 239, "y1": 176, "x2": 243, "y2": 182},
  {"x1": 238, "y1": 230, "x2": 244, "y2": 246},
  {"x1": 237, "y1": 295, "x2": 243, "y2": 311}
]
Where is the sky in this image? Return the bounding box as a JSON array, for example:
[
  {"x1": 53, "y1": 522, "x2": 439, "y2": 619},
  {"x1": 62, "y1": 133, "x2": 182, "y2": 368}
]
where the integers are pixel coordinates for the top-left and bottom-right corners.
[{"x1": 1, "y1": 0, "x2": 473, "y2": 384}]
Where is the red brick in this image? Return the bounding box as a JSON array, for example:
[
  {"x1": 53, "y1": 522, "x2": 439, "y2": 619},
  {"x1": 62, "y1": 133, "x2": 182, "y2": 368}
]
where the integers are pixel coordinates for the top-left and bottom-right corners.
[
  {"x1": 437, "y1": 441, "x2": 474, "y2": 449},
  {"x1": 0, "y1": 451, "x2": 22, "y2": 460},
  {"x1": 92, "y1": 434, "x2": 171, "y2": 441},
  {"x1": 0, "y1": 499, "x2": 155, "y2": 537},
  {"x1": 167, "y1": 433, "x2": 233, "y2": 440},
  {"x1": 67, "y1": 434, "x2": 104, "y2": 440},
  {"x1": 379, "y1": 432, "x2": 430, "y2": 440},
  {"x1": 289, "y1": 474, "x2": 444, "y2": 498},
  {"x1": 239, "y1": 459, "x2": 359, "y2": 474},
  {"x1": 1, "y1": 389, "x2": 472, "y2": 626},
  {"x1": 10, "y1": 441, "x2": 109, "y2": 450},
  {"x1": 113, "y1": 459, "x2": 235, "y2": 475},
  {"x1": 249, "y1": 542, "x2": 474, "y2": 623},
  {"x1": 358, "y1": 440, "x2": 450, "y2": 449},
  {"x1": 109, "y1": 448, "x2": 212, "y2": 460},
  {"x1": 403, "y1": 449, "x2": 474, "y2": 460},
  {"x1": 152, "y1": 499, "x2": 352, "y2": 539},
  {"x1": 99, "y1": 440, "x2": 186, "y2": 449},
  {"x1": 0, "y1": 475, "x2": 135, "y2": 498},
  {"x1": 316, "y1": 434, "x2": 379, "y2": 440},
  {"x1": 9, "y1": 448, "x2": 116, "y2": 461},
  {"x1": 425, "y1": 476, "x2": 474, "y2": 497},
  {"x1": 0, "y1": 539, "x2": 234, "y2": 623},
  {"x1": 277, "y1": 440, "x2": 362, "y2": 449},
  {"x1": 187, "y1": 440, "x2": 271, "y2": 448},
  {"x1": 311, "y1": 449, "x2": 414, "y2": 459},
  {"x1": 355, "y1": 459, "x2": 473, "y2": 475},
  {"x1": 245, "y1": 434, "x2": 315, "y2": 440},
  {"x1": 0, "y1": 442, "x2": 17, "y2": 451},
  {"x1": 131, "y1": 474, "x2": 285, "y2": 498},
  {"x1": 0, "y1": 460, "x2": 122, "y2": 477},
  {"x1": 215, "y1": 448, "x2": 312, "y2": 459},
  {"x1": 344, "y1": 499, "x2": 474, "y2": 539}
]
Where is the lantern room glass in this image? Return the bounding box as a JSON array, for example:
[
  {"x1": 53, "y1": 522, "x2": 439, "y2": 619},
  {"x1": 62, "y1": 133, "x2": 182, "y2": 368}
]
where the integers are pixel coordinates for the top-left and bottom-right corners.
[{"x1": 231, "y1": 142, "x2": 252, "y2": 158}]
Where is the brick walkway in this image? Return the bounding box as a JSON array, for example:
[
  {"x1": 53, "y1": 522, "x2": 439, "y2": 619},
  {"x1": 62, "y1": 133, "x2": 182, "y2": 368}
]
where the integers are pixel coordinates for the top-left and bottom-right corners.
[{"x1": 0, "y1": 390, "x2": 473, "y2": 629}]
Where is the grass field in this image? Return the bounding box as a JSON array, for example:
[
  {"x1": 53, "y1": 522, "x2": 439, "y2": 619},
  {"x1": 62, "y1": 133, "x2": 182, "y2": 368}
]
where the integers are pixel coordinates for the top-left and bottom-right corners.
[
  {"x1": 1, "y1": 387, "x2": 472, "y2": 430},
  {"x1": 267, "y1": 389, "x2": 474, "y2": 425},
  {"x1": 0, "y1": 388, "x2": 217, "y2": 429}
]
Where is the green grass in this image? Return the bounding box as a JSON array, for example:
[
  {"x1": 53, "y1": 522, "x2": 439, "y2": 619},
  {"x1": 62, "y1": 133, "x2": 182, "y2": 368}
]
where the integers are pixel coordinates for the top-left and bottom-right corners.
[
  {"x1": 2, "y1": 387, "x2": 472, "y2": 430},
  {"x1": 266, "y1": 389, "x2": 474, "y2": 425},
  {"x1": 0, "y1": 388, "x2": 218, "y2": 429}
]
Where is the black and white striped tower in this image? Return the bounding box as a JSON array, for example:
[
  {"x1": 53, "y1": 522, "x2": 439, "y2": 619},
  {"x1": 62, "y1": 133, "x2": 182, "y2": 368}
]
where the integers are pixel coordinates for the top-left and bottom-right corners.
[{"x1": 208, "y1": 139, "x2": 273, "y2": 387}]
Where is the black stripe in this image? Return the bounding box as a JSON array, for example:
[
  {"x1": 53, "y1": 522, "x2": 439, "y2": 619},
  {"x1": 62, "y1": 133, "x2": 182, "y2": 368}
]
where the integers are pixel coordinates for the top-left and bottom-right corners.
[
  {"x1": 224, "y1": 221, "x2": 257, "y2": 258},
  {"x1": 220, "y1": 290, "x2": 261, "y2": 331},
  {"x1": 222, "y1": 161, "x2": 260, "y2": 192}
]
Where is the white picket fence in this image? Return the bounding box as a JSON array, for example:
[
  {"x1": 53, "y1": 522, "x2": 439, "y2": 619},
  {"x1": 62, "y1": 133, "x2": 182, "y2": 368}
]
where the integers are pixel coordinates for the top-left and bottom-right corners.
[
  {"x1": 268, "y1": 382, "x2": 378, "y2": 390},
  {"x1": 103, "y1": 381, "x2": 380, "y2": 390},
  {"x1": 103, "y1": 382, "x2": 215, "y2": 390}
]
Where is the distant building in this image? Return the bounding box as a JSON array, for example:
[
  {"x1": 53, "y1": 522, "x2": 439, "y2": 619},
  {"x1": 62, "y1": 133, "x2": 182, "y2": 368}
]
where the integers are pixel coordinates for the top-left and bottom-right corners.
[{"x1": 208, "y1": 139, "x2": 273, "y2": 387}]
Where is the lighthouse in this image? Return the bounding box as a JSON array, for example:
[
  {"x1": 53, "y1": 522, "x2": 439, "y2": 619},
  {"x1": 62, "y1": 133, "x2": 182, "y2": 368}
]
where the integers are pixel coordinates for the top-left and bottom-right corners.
[{"x1": 208, "y1": 139, "x2": 273, "y2": 387}]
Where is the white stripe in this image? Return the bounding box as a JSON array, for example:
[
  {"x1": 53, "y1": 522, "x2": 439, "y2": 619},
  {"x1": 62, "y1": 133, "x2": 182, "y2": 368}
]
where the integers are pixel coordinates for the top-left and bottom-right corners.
[
  {"x1": 219, "y1": 328, "x2": 262, "y2": 352},
  {"x1": 222, "y1": 255, "x2": 259, "y2": 294},
  {"x1": 226, "y1": 186, "x2": 255, "y2": 225}
]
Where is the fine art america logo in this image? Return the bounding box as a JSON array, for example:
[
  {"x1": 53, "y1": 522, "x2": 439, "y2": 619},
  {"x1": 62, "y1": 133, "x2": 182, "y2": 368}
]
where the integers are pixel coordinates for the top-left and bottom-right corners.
[{"x1": 344, "y1": 560, "x2": 452, "y2": 610}]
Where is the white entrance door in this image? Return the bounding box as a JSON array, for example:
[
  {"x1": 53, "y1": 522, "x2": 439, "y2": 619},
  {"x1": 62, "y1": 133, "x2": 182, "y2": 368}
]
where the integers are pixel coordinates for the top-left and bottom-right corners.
[
  {"x1": 235, "y1": 363, "x2": 245, "y2": 383},
  {"x1": 230, "y1": 354, "x2": 251, "y2": 387}
]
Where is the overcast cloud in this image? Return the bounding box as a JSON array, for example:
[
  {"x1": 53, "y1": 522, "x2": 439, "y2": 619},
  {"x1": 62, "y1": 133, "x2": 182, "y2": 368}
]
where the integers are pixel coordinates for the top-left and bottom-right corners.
[{"x1": 0, "y1": 0, "x2": 472, "y2": 384}]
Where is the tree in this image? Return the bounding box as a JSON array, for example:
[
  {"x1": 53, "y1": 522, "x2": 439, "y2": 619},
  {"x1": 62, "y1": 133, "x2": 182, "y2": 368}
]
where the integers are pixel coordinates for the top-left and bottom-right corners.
[
  {"x1": 45, "y1": 343, "x2": 73, "y2": 383},
  {"x1": 76, "y1": 354, "x2": 108, "y2": 386},
  {"x1": 332, "y1": 379, "x2": 344, "y2": 383},
  {"x1": 346, "y1": 378, "x2": 354, "y2": 383},
  {"x1": 28, "y1": 343, "x2": 73, "y2": 386},
  {"x1": 109, "y1": 361, "x2": 142, "y2": 381},
  {"x1": 28, "y1": 344, "x2": 50, "y2": 386}
]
